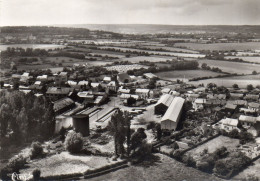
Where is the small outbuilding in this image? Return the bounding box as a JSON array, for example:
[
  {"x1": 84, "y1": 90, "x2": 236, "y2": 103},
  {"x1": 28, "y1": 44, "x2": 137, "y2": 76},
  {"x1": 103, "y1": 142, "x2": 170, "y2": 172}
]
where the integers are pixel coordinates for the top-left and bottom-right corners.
[{"x1": 72, "y1": 114, "x2": 89, "y2": 137}]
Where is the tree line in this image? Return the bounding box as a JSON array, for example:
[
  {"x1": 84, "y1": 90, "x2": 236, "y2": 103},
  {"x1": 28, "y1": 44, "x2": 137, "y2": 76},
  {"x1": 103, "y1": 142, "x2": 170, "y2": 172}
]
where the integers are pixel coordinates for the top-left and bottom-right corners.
[{"x1": 0, "y1": 90, "x2": 55, "y2": 148}]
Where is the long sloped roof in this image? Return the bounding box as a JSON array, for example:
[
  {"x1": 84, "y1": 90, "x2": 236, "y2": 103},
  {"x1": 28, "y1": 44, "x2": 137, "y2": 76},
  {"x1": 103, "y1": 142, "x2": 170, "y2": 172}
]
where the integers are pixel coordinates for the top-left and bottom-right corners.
[
  {"x1": 156, "y1": 94, "x2": 174, "y2": 107},
  {"x1": 161, "y1": 97, "x2": 185, "y2": 122},
  {"x1": 53, "y1": 97, "x2": 74, "y2": 112}
]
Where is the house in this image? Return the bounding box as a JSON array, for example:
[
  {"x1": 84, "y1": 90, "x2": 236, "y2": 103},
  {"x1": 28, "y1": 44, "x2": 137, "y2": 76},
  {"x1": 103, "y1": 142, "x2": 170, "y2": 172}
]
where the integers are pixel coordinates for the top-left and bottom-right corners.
[
  {"x1": 135, "y1": 88, "x2": 150, "y2": 98},
  {"x1": 224, "y1": 103, "x2": 238, "y2": 113},
  {"x1": 103, "y1": 76, "x2": 111, "y2": 83},
  {"x1": 120, "y1": 94, "x2": 139, "y2": 100},
  {"x1": 186, "y1": 93, "x2": 200, "y2": 102},
  {"x1": 37, "y1": 75, "x2": 48, "y2": 81},
  {"x1": 154, "y1": 94, "x2": 174, "y2": 115},
  {"x1": 229, "y1": 93, "x2": 244, "y2": 100},
  {"x1": 94, "y1": 96, "x2": 107, "y2": 105},
  {"x1": 169, "y1": 90, "x2": 180, "y2": 97},
  {"x1": 215, "y1": 118, "x2": 239, "y2": 132},
  {"x1": 143, "y1": 73, "x2": 158, "y2": 80},
  {"x1": 46, "y1": 87, "x2": 74, "y2": 101},
  {"x1": 244, "y1": 94, "x2": 259, "y2": 101},
  {"x1": 239, "y1": 115, "x2": 258, "y2": 127},
  {"x1": 107, "y1": 81, "x2": 118, "y2": 93},
  {"x1": 117, "y1": 73, "x2": 131, "y2": 84},
  {"x1": 239, "y1": 115, "x2": 260, "y2": 136},
  {"x1": 55, "y1": 72, "x2": 68, "y2": 86},
  {"x1": 193, "y1": 87, "x2": 206, "y2": 93},
  {"x1": 193, "y1": 98, "x2": 206, "y2": 110},
  {"x1": 248, "y1": 102, "x2": 260, "y2": 112},
  {"x1": 161, "y1": 88, "x2": 171, "y2": 94},
  {"x1": 207, "y1": 94, "x2": 226, "y2": 100},
  {"x1": 28, "y1": 84, "x2": 43, "y2": 93},
  {"x1": 161, "y1": 97, "x2": 185, "y2": 131},
  {"x1": 118, "y1": 87, "x2": 131, "y2": 94},
  {"x1": 53, "y1": 97, "x2": 75, "y2": 115},
  {"x1": 20, "y1": 72, "x2": 31, "y2": 84}
]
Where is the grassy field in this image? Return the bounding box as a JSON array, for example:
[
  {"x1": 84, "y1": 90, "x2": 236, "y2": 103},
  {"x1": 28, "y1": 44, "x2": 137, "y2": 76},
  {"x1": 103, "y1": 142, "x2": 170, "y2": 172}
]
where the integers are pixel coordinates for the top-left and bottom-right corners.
[
  {"x1": 175, "y1": 42, "x2": 260, "y2": 51},
  {"x1": 186, "y1": 136, "x2": 240, "y2": 157},
  {"x1": 123, "y1": 56, "x2": 172, "y2": 63},
  {"x1": 225, "y1": 56, "x2": 260, "y2": 63},
  {"x1": 87, "y1": 153, "x2": 222, "y2": 181},
  {"x1": 189, "y1": 75, "x2": 260, "y2": 88},
  {"x1": 100, "y1": 46, "x2": 205, "y2": 58},
  {"x1": 20, "y1": 152, "x2": 117, "y2": 177},
  {"x1": 198, "y1": 59, "x2": 260, "y2": 74},
  {"x1": 155, "y1": 70, "x2": 225, "y2": 81},
  {"x1": 0, "y1": 44, "x2": 65, "y2": 51}
]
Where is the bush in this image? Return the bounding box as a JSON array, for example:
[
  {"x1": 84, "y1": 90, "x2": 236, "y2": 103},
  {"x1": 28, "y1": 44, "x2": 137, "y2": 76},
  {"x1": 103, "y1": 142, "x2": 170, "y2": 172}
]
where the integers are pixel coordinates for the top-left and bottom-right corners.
[
  {"x1": 32, "y1": 169, "x2": 41, "y2": 180},
  {"x1": 30, "y1": 142, "x2": 43, "y2": 159},
  {"x1": 7, "y1": 154, "x2": 26, "y2": 172},
  {"x1": 196, "y1": 161, "x2": 210, "y2": 172},
  {"x1": 182, "y1": 154, "x2": 196, "y2": 167},
  {"x1": 65, "y1": 131, "x2": 83, "y2": 154},
  {"x1": 147, "y1": 121, "x2": 156, "y2": 130}
]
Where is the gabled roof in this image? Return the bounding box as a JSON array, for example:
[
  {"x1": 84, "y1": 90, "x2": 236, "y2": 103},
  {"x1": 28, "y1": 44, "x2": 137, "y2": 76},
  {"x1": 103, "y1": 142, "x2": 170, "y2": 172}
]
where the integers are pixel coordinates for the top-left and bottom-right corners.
[
  {"x1": 194, "y1": 98, "x2": 206, "y2": 104},
  {"x1": 143, "y1": 73, "x2": 157, "y2": 79},
  {"x1": 225, "y1": 103, "x2": 237, "y2": 110},
  {"x1": 248, "y1": 102, "x2": 260, "y2": 108},
  {"x1": 239, "y1": 115, "x2": 257, "y2": 124},
  {"x1": 136, "y1": 89, "x2": 150, "y2": 94},
  {"x1": 220, "y1": 118, "x2": 238, "y2": 127},
  {"x1": 156, "y1": 94, "x2": 174, "y2": 107},
  {"x1": 46, "y1": 87, "x2": 73, "y2": 95},
  {"x1": 53, "y1": 98, "x2": 74, "y2": 112},
  {"x1": 78, "y1": 80, "x2": 89, "y2": 86},
  {"x1": 59, "y1": 72, "x2": 68, "y2": 76},
  {"x1": 161, "y1": 97, "x2": 185, "y2": 122}
]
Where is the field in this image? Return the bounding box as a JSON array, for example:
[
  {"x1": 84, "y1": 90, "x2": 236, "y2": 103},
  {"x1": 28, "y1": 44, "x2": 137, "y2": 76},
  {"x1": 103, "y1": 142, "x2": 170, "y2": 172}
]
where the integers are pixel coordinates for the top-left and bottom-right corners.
[
  {"x1": 234, "y1": 158, "x2": 260, "y2": 180},
  {"x1": 198, "y1": 59, "x2": 260, "y2": 74},
  {"x1": 100, "y1": 46, "x2": 205, "y2": 58},
  {"x1": 122, "y1": 56, "x2": 172, "y2": 63},
  {"x1": 175, "y1": 42, "x2": 260, "y2": 51},
  {"x1": 155, "y1": 70, "x2": 225, "y2": 81},
  {"x1": 140, "y1": 45, "x2": 199, "y2": 54},
  {"x1": 105, "y1": 64, "x2": 149, "y2": 73},
  {"x1": 189, "y1": 74, "x2": 260, "y2": 88},
  {"x1": 186, "y1": 136, "x2": 240, "y2": 157},
  {"x1": 225, "y1": 56, "x2": 260, "y2": 63},
  {"x1": 87, "y1": 153, "x2": 222, "y2": 181},
  {"x1": 19, "y1": 152, "x2": 118, "y2": 178},
  {"x1": 0, "y1": 44, "x2": 65, "y2": 51}
]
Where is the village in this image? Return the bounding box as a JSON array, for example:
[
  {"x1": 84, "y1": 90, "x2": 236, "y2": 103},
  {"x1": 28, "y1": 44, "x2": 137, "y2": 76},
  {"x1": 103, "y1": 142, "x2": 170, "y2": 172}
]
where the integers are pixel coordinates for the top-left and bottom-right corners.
[{"x1": 0, "y1": 56, "x2": 260, "y2": 180}]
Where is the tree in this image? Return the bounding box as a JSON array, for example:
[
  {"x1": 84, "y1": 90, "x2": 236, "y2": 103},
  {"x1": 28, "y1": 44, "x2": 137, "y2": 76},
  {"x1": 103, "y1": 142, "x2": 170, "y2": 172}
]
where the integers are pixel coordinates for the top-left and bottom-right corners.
[
  {"x1": 127, "y1": 97, "x2": 136, "y2": 106},
  {"x1": 232, "y1": 84, "x2": 239, "y2": 89},
  {"x1": 201, "y1": 63, "x2": 208, "y2": 69},
  {"x1": 108, "y1": 110, "x2": 132, "y2": 157},
  {"x1": 252, "y1": 70, "x2": 257, "y2": 75},
  {"x1": 247, "y1": 84, "x2": 254, "y2": 91},
  {"x1": 64, "y1": 131, "x2": 83, "y2": 154}
]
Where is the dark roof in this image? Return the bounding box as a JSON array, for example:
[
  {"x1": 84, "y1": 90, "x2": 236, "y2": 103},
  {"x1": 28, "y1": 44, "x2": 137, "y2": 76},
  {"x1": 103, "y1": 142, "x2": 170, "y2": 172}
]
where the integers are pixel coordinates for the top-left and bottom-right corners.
[{"x1": 53, "y1": 97, "x2": 75, "y2": 112}]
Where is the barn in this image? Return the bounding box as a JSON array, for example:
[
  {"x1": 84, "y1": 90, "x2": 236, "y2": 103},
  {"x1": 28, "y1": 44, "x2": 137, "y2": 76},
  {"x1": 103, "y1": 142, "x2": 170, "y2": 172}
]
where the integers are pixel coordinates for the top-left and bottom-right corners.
[
  {"x1": 154, "y1": 94, "x2": 174, "y2": 115},
  {"x1": 161, "y1": 97, "x2": 185, "y2": 131}
]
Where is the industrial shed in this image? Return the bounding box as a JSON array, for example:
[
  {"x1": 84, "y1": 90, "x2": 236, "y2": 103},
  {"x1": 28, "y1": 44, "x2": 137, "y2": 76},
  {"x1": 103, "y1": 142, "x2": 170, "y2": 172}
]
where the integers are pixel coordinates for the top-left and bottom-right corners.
[
  {"x1": 154, "y1": 94, "x2": 174, "y2": 115},
  {"x1": 161, "y1": 97, "x2": 185, "y2": 130},
  {"x1": 53, "y1": 97, "x2": 75, "y2": 115}
]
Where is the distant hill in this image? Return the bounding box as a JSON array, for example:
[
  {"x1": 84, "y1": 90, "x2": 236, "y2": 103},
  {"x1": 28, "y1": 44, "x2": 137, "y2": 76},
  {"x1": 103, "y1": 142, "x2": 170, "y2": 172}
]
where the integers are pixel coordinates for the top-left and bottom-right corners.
[{"x1": 53, "y1": 24, "x2": 260, "y2": 35}]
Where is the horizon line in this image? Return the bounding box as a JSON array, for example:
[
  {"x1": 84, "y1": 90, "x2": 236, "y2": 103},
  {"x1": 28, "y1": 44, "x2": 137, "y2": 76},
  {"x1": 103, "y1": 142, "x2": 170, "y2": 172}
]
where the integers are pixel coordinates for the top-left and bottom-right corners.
[{"x1": 1, "y1": 23, "x2": 260, "y2": 27}]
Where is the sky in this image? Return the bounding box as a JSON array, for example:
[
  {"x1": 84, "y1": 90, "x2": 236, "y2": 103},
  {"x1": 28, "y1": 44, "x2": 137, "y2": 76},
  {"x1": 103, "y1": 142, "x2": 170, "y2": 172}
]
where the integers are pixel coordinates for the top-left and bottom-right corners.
[{"x1": 0, "y1": 0, "x2": 260, "y2": 26}]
